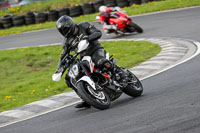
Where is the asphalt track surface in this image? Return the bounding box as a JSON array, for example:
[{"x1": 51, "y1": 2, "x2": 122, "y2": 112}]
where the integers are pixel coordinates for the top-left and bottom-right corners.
[{"x1": 0, "y1": 6, "x2": 200, "y2": 133}]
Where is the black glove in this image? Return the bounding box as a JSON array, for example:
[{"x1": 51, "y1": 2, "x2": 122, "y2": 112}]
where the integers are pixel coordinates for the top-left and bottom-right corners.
[{"x1": 55, "y1": 66, "x2": 64, "y2": 73}]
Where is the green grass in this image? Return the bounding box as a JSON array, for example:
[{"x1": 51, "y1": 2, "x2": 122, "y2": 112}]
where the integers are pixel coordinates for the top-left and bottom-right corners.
[
  {"x1": 0, "y1": 41, "x2": 161, "y2": 112},
  {"x1": 125, "y1": 0, "x2": 200, "y2": 15},
  {"x1": 0, "y1": 0, "x2": 200, "y2": 36}
]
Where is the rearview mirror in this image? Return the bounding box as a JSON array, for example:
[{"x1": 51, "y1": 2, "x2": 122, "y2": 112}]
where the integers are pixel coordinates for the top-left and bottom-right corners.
[{"x1": 77, "y1": 40, "x2": 89, "y2": 53}]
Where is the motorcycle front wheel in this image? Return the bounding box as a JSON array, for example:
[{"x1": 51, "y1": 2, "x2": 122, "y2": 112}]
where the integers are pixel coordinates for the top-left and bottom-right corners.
[
  {"x1": 123, "y1": 70, "x2": 143, "y2": 97},
  {"x1": 127, "y1": 22, "x2": 143, "y2": 33},
  {"x1": 77, "y1": 81, "x2": 110, "y2": 110}
]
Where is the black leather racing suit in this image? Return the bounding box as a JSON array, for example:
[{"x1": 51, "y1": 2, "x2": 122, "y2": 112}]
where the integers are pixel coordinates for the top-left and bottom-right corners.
[{"x1": 57, "y1": 22, "x2": 109, "y2": 89}]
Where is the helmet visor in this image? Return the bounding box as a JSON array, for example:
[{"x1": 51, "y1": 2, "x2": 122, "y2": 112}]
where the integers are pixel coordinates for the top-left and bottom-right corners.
[
  {"x1": 64, "y1": 26, "x2": 75, "y2": 38},
  {"x1": 56, "y1": 15, "x2": 75, "y2": 38}
]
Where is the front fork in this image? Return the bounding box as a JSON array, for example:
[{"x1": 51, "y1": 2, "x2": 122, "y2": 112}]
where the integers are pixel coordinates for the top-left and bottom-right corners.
[{"x1": 76, "y1": 61, "x2": 103, "y2": 91}]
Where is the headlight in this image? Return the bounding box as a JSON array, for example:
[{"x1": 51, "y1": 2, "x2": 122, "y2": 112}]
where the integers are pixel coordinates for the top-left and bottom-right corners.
[{"x1": 69, "y1": 64, "x2": 79, "y2": 78}]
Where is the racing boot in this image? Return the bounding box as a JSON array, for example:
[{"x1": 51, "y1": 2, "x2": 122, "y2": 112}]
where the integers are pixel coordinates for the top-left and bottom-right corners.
[
  {"x1": 103, "y1": 24, "x2": 117, "y2": 35},
  {"x1": 99, "y1": 59, "x2": 128, "y2": 87},
  {"x1": 104, "y1": 28, "x2": 112, "y2": 35}
]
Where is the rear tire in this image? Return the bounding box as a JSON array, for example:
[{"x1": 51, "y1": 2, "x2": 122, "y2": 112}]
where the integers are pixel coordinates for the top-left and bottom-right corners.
[{"x1": 77, "y1": 81, "x2": 110, "y2": 110}]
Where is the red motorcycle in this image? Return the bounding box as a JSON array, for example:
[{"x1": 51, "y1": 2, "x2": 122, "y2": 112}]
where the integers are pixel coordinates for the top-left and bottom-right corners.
[{"x1": 97, "y1": 11, "x2": 143, "y2": 35}]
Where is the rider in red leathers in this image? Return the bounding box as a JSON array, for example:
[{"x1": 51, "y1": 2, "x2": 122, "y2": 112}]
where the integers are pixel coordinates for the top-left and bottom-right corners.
[{"x1": 98, "y1": 6, "x2": 121, "y2": 34}]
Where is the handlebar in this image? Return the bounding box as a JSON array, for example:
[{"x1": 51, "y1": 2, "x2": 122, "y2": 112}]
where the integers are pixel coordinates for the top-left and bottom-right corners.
[{"x1": 61, "y1": 53, "x2": 79, "y2": 70}]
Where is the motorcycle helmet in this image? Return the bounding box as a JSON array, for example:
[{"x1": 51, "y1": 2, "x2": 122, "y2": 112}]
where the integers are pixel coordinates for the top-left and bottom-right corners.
[
  {"x1": 56, "y1": 15, "x2": 76, "y2": 38},
  {"x1": 99, "y1": 6, "x2": 108, "y2": 12}
]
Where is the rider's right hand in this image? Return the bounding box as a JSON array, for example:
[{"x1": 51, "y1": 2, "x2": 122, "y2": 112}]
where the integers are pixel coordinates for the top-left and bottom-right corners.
[
  {"x1": 55, "y1": 67, "x2": 64, "y2": 74},
  {"x1": 56, "y1": 55, "x2": 73, "y2": 73}
]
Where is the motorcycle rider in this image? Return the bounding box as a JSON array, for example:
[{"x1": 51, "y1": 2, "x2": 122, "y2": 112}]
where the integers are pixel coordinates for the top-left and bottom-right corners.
[
  {"x1": 98, "y1": 6, "x2": 121, "y2": 34},
  {"x1": 55, "y1": 15, "x2": 127, "y2": 108}
]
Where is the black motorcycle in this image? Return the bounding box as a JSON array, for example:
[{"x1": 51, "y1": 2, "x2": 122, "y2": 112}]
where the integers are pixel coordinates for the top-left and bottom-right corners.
[{"x1": 52, "y1": 40, "x2": 143, "y2": 110}]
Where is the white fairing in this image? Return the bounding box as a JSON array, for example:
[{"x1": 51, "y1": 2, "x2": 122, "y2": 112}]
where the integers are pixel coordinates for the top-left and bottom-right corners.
[
  {"x1": 77, "y1": 76, "x2": 96, "y2": 90},
  {"x1": 52, "y1": 72, "x2": 62, "y2": 82},
  {"x1": 77, "y1": 40, "x2": 89, "y2": 53},
  {"x1": 82, "y1": 56, "x2": 95, "y2": 73},
  {"x1": 68, "y1": 64, "x2": 79, "y2": 79},
  {"x1": 106, "y1": 53, "x2": 109, "y2": 60}
]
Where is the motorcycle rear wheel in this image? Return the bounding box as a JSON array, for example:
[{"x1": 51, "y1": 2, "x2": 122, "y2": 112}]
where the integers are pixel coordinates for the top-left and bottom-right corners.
[
  {"x1": 77, "y1": 81, "x2": 111, "y2": 110},
  {"x1": 128, "y1": 22, "x2": 143, "y2": 33}
]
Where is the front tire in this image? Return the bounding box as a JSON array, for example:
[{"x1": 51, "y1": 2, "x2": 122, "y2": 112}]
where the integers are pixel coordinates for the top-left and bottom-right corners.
[
  {"x1": 76, "y1": 81, "x2": 110, "y2": 110},
  {"x1": 123, "y1": 70, "x2": 143, "y2": 97},
  {"x1": 128, "y1": 22, "x2": 143, "y2": 33}
]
